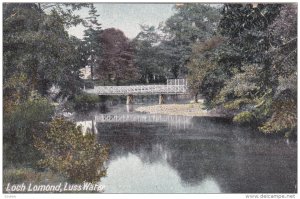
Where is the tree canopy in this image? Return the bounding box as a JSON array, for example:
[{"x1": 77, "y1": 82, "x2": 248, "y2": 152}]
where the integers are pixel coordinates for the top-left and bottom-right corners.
[{"x1": 185, "y1": 3, "x2": 297, "y2": 136}]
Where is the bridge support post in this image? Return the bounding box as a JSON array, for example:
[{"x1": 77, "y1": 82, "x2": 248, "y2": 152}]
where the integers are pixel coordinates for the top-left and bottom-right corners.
[
  {"x1": 159, "y1": 94, "x2": 165, "y2": 105},
  {"x1": 126, "y1": 95, "x2": 133, "y2": 105},
  {"x1": 172, "y1": 94, "x2": 178, "y2": 102},
  {"x1": 194, "y1": 94, "x2": 198, "y2": 103}
]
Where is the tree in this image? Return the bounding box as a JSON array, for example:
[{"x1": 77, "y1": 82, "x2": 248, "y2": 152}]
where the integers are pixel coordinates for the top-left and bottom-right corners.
[
  {"x1": 133, "y1": 25, "x2": 166, "y2": 84},
  {"x1": 187, "y1": 36, "x2": 224, "y2": 101},
  {"x1": 82, "y1": 4, "x2": 102, "y2": 80},
  {"x1": 34, "y1": 118, "x2": 109, "y2": 183},
  {"x1": 160, "y1": 4, "x2": 221, "y2": 78},
  {"x1": 95, "y1": 28, "x2": 140, "y2": 85},
  {"x1": 213, "y1": 3, "x2": 282, "y2": 108},
  {"x1": 165, "y1": 4, "x2": 220, "y2": 43},
  {"x1": 3, "y1": 3, "x2": 89, "y2": 167},
  {"x1": 3, "y1": 3, "x2": 83, "y2": 98},
  {"x1": 206, "y1": 3, "x2": 297, "y2": 136},
  {"x1": 37, "y1": 3, "x2": 91, "y2": 27},
  {"x1": 258, "y1": 4, "x2": 297, "y2": 135}
]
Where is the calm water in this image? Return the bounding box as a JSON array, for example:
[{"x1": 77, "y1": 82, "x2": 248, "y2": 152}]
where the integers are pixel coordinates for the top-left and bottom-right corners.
[{"x1": 74, "y1": 105, "x2": 297, "y2": 193}]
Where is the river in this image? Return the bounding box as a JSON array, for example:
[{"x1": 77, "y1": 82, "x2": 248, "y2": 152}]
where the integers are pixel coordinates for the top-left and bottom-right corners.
[{"x1": 73, "y1": 104, "x2": 297, "y2": 193}]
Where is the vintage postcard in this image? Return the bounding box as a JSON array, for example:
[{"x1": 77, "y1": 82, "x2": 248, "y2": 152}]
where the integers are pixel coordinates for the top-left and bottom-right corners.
[{"x1": 2, "y1": 1, "x2": 297, "y2": 198}]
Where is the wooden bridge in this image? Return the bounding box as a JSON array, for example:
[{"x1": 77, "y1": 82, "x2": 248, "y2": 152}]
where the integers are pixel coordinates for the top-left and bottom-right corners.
[{"x1": 84, "y1": 79, "x2": 188, "y2": 104}]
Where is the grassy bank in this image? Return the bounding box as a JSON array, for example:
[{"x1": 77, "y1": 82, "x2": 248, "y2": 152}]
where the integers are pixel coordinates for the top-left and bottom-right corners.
[{"x1": 135, "y1": 102, "x2": 220, "y2": 117}]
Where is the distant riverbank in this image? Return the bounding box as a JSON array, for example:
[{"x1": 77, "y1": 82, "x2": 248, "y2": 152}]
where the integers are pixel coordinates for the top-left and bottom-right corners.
[{"x1": 135, "y1": 102, "x2": 220, "y2": 117}]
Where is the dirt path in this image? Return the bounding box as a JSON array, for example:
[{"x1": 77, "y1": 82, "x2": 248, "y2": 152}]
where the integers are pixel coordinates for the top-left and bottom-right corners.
[{"x1": 135, "y1": 103, "x2": 219, "y2": 117}]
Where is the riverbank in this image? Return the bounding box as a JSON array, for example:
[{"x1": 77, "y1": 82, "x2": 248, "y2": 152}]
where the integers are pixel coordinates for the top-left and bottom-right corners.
[{"x1": 135, "y1": 102, "x2": 220, "y2": 117}]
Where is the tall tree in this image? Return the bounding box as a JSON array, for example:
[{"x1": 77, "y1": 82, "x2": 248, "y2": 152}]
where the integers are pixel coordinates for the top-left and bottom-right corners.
[
  {"x1": 205, "y1": 3, "x2": 297, "y2": 136},
  {"x1": 160, "y1": 4, "x2": 221, "y2": 78},
  {"x1": 82, "y1": 4, "x2": 102, "y2": 80},
  {"x1": 215, "y1": 3, "x2": 281, "y2": 105},
  {"x1": 37, "y1": 3, "x2": 91, "y2": 27},
  {"x1": 259, "y1": 4, "x2": 297, "y2": 135},
  {"x1": 3, "y1": 3, "x2": 106, "y2": 168},
  {"x1": 95, "y1": 28, "x2": 140, "y2": 85},
  {"x1": 187, "y1": 36, "x2": 224, "y2": 101},
  {"x1": 4, "y1": 3, "x2": 83, "y2": 100},
  {"x1": 133, "y1": 25, "x2": 166, "y2": 84}
]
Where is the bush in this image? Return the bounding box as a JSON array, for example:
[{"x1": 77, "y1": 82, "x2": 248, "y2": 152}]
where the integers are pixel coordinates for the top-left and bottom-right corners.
[
  {"x1": 3, "y1": 92, "x2": 54, "y2": 167},
  {"x1": 233, "y1": 111, "x2": 255, "y2": 124},
  {"x1": 223, "y1": 98, "x2": 256, "y2": 110},
  {"x1": 73, "y1": 93, "x2": 99, "y2": 111},
  {"x1": 259, "y1": 98, "x2": 297, "y2": 137},
  {"x1": 34, "y1": 118, "x2": 109, "y2": 183}
]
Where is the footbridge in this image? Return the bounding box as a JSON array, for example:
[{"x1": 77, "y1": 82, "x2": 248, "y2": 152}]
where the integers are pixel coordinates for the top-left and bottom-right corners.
[{"x1": 84, "y1": 79, "x2": 188, "y2": 104}]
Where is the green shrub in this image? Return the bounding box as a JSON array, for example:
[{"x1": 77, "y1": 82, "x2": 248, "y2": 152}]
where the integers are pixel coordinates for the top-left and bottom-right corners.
[
  {"x1": 34, "y1": 118, "x2": 109, "y2": 183},
  {"x1": 259, "y1": 98, "x2": 297, "y2": 136},
  {"x1": 233, "y1": 111, "x2": 255, "y2": 124},
  {"x1": 224, "y1": 98, "x2": 255, "y2": 110},
  {"x1": 3, "y1": 92, "x2": 54, "y2": 167},
  {"x1": 73, "y1": 93, "x2": 99, "y2": 111}
]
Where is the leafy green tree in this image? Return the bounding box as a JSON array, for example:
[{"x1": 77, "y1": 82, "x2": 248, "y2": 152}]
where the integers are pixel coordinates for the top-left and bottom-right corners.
[
  {"x1": 133, "y1": 25, "x2": 166, "y2": 83},
  {"x1": 165, "y1": 4, "x2": 220, "y2": 43},
  {"x1": 258, "y1": 4, "x2": 297, "y2": 135},
  {"x1": 82, "y1": 4, "x2": 102, "y2": 80},
  {"x1": 157, "y1": 40, "x2": 191, "y2": 78},
  {"x1": 34, "y1": 118, "x2": 109, "y2": 183},
  {"x1": 200, "y1": 42, "x2": 242, "y2": 103},
  {"x1": 214, "y1": 3, "x2": 281, "y2": 108},
  {"x1": 207, "y1": 3, "x2": 297, "y2": 136},
  {"x1": 37, "y1": 3, "x2": 91, "y2": 27},
  {"x1": 3, "y1": 3, "x2": 83, "y2": 98},
  {"x1": 160, "y1": 4, "x2": 221, "y2": 78},
  {"x1": 187, "y1": 36, "x2": 223, "y2": 101},
  {"x1": 3, "y1": 3, "x2": 91, "y2": 168}
]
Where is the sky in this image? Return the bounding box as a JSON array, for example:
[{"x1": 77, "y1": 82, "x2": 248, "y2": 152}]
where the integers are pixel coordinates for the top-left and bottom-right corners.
[{"x1": 67, "y1": 3, "x2": 176, "y2": 39}]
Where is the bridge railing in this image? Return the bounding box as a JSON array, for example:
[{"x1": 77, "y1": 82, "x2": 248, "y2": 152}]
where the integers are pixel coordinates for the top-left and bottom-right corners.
[
  {"x1": 85, "y1": 84, "x2": 187, "y2": 95},
  {"x1": 167, "y1": 79, "x2": 187, "y2": 86}
]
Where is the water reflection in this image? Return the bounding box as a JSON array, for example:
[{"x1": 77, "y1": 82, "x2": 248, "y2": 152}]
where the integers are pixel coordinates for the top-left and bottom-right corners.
[
  {"x1": 76, "y1": 112, "x2": 194, "y2": 131},
  {"x1": 76, "y1": 120, "x2": 98, "y2": 135},
  {"x1": 101, "y1": 153, "x2": 222, "y2": 193},
  {"x1": 74, "y1": 107, "x2": 297, "y2": 193},
  {"x1": 126, "y1": 105, "x2": 134, "y2": 112}
]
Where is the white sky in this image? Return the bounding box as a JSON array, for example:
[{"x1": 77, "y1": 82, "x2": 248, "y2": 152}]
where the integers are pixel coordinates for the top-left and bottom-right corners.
[{"x1": 67, "y1": 3, "x2": 176, "y2": 39}]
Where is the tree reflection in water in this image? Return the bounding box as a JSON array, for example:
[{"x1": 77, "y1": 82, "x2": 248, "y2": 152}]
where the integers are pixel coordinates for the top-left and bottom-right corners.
[{"x1": 76, "y1": 113, "x2": 296, "y2": 193}]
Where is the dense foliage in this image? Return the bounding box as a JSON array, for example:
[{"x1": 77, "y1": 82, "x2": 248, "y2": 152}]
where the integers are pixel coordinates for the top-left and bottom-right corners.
[
  {"x1": 95, "y1": 28, "x2": 140, "y2": 85},
  {"x1": 186, "y1": 3, "x2": 297, "y2": 137},
  {"x1": 3, "y1": 3, "x2": 83, "y2": 98},
  {"x1": 3, "y1": 92, "x2": 54, "y2": 167},
  {"x1": 133, "y1": 25, "x2": 166, "y2": 84},
  {"x1": 73, "y1": 93, "x2": 99, "y2": 111},
  {"x1": 3, "y1": 3, "x2": 109, "y2": 184},
  {"x1": 34, "y1": 118, "x2": 109, "y2": 183},
  {"x1": 81, "y1": 4, "x2": 103, "y2": 80},
  {"x1": 3, "y1": 2, "x2": 297, "y2": 182}
]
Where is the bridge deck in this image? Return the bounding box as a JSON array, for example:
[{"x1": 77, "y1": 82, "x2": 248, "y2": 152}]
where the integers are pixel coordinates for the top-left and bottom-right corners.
[{"x1": 84, "y1": 84, "x2": 188, "y2": 95}]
